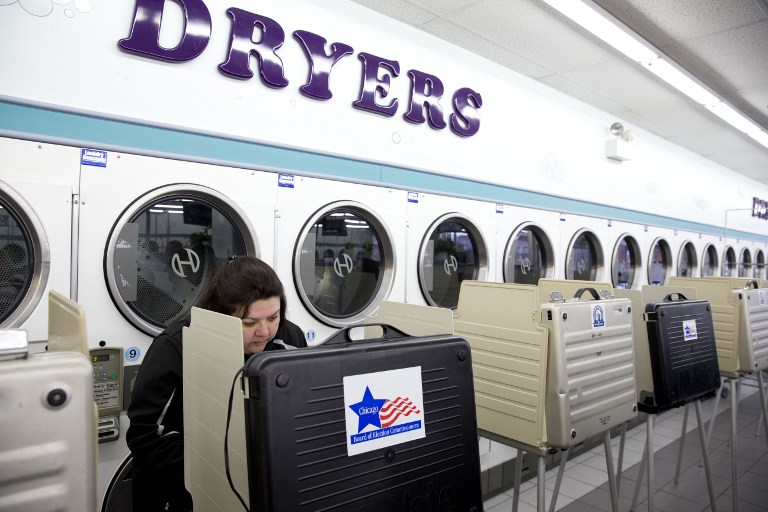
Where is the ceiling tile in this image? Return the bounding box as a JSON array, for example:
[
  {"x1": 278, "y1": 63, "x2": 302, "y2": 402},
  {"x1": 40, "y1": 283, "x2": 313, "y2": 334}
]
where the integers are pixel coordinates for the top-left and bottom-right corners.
[
  {"x1": 593, "y1": 0, "x2": 766, "y2": 47},
  {"x1": 420, "y1": 17, "x2": 555, "y2": 78},
  {"x1": 350, "y1": 0, "x2": 438, "y2": 25},
  {"x1": 404, "y1": 0, "x2": 485, "y2": 17},
  {"x1": 663, "y1": 21, "x2": 768, "y2": 96},
  {"x1": 443, "y1": 0, "x2": 622, "y2": 73}
]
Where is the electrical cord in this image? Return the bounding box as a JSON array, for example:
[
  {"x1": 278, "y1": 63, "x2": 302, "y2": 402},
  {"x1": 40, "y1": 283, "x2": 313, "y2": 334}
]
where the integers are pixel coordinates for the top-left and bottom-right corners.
[{"x1": 225, "y1": 366, "x2": 249, "y2": 512}]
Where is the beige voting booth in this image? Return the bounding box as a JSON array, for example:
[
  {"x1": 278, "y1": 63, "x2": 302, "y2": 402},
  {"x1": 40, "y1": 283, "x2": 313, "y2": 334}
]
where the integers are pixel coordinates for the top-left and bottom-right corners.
[
  {"x1": 0, "y1": 291, "x2": 97, "y2": 512},
  {"x1": 368, "y1": 280, "x2": 638, "y2": 512},
  {"x1": 454, "y1": 279, "x2": 637, "y2": 451},
  {"x1": 182, "y1": 307, "x2": 249, "y2": 512}
]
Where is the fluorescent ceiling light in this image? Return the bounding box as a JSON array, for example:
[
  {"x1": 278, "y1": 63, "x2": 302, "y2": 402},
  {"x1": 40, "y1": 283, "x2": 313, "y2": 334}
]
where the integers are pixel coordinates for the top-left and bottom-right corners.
[
  {"x1": 749, "y1": 130, "x2": 768, "y2": 148},
  {"x1": 542, "y1": 0, "x2": 768, "y2": 151},
  {"x1": 706, "y1": 101, "x2": 761, "y2": 134},
  {"x1": 643, "y1": 58, "x2": 719, "y2": 106},
  {"x1": 541, "y1": 0, "x2": 657, "y2": 63}
]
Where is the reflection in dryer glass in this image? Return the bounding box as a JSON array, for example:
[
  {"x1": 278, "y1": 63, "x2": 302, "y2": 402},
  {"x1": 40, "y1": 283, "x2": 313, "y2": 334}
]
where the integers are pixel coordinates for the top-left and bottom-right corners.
[
  {"x1": 650, "y1": 240, "x2": 669, "y2": 285},
  {"x1": 612, "y1": 236, "x2": 637, "y2": 289},
  {"x1": 722, "y1": 247, "x2": 737, "y2": 277},
  {"x1": 678, "y1": 242, "x2": 697, "y2": 277},
  {"x1": 702, "y1": 245, "x2": 718, "y2": 277},
  {"x1": 756, "y1": 250, "x2": 766, "y2": 280},
  {"x1": 111, "y1": 197, "x2": 246, "y2": 329},
  {"x1": 422, "y1": 220, "x2": 479, "y2": 309},
  {"x1": 505, "y1": 228, "x2": 548, "y2": 285},
  {"x1": 567, "y1": 232, "x2": 598, "y2": 281},
  {"x1": 0, "y1": 202, "x2": 32, "y2": 323},
  {"x1": 739, "y1": 249, "x2": 752, "y2": 278},
  {"x1": 298, "y1": 209, "x2": 383, "y2": 318}
]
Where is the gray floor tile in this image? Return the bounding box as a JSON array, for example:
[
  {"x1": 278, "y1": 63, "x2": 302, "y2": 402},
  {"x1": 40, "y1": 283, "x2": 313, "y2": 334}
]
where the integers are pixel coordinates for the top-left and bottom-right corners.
[{"x1": 483, "y1": 388, "x2": 768, "y2": 512}]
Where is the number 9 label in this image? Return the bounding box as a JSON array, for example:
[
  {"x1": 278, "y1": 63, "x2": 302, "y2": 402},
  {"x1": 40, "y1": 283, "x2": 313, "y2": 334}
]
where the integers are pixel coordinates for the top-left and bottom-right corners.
[{"x1": 125, "y1": 346, "x2": 141, "y2": 362}]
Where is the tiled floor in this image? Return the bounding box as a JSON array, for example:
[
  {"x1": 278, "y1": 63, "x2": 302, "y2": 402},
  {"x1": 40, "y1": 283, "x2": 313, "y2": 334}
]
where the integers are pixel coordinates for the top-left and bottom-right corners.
[{"x1": 483, "y1": 374, "x2": 768, "y2": 512}]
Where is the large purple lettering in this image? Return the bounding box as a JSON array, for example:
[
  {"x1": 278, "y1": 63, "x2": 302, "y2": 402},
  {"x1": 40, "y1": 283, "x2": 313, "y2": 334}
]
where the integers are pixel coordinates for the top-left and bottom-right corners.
[
  {"x1": 353, "y1": 53, "x2": 400, "y2": 117},
  {"x1": 119, "y1": 3, "x2": 482, "y2": 136},
  {"x1": 403, "y1": 69, "x2": 447, "y2": 129},
  {"x1": 218, "y1": 9, "x2": 288, "y2": 88},
  {"x1": 293, "y1": 30, "x2": 353, "y2": 100},
  {"x1": 119, "y1": 0, "x2": 211, "y2": 61},
  {"x1": 450, "y1": 88, "x2": 483, "y2": 137}
]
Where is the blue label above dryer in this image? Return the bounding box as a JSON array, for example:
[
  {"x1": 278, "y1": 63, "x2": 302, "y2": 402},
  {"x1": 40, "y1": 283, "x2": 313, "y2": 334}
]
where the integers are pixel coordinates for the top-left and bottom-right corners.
[
  {"x1": 81, "y1": 149, "x2": 107, "y2": 167},
  {"x1": 278, "y1": 174, "x2": 295, "y2": 188}
]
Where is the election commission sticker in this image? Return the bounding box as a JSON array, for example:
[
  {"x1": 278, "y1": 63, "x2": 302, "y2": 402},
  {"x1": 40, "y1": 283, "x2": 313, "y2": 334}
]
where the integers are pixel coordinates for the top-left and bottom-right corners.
[{"x1": 343, "y1": 366, "x2": 425, "y2": 456}]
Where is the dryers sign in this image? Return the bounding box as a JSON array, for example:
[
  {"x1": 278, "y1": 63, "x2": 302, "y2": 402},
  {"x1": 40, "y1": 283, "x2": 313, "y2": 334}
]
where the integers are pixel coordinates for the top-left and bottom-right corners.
[
  {"x1": 753, "y1": 197, "x2": 768, "y2": 219},
  {"x1": 119, "y1": 0, "x2": 483, "y2": 137}
]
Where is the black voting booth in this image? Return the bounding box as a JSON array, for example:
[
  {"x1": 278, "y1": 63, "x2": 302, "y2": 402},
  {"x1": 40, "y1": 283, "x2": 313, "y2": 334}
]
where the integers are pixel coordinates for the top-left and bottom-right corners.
[
  {"x1": 640, "y1": 292, "x2": 721, "y2": 413},
  {"x1": 623, "y1": 290, "x2": 721, "y2": 512},
  {"x1": 241, "y1": 325, "x2": 483, "y2": 512}
]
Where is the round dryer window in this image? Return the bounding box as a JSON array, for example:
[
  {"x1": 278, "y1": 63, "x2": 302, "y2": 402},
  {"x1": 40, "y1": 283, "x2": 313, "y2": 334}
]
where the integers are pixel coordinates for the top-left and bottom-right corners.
[
  {"x1": 0, "y1": 182, "x2": 49, "y2": 327},
  {"x1": 418, "y1": 214, "x2": 488, "y2": 309},
  {"x1": 702, "y1": 244, "x2": 718, "y2": 277},
  {"x1": 294, "y1": 201, "x2": 395, "y2": 326},
  {"x1": 503, "y1": 223, "x2": 553, "y2": 285},
  {"x1": 739, "y1": 248, "x2": 752, "y2": 278},
  {"x1": 648, "y1": 238, "x2": 671, "y2": 285},
  {"x1": 755, "y1": 250, "x2": 765, "y2": 279},
  {"x1": 721, "y1": 246, "x2": 737, "y2": 277},
  {"x1": 106, "y1": 185, "x2": 257, "y2": 336},
  {"x1": 565, "y1": 229, "x2": 603, "y2": 281},
  {"x1": 612, "y1": 234, "x2": 640, "y2": 289},
  {"x1": 677, "y1": 241, "x2": 698, "y2": 277}
]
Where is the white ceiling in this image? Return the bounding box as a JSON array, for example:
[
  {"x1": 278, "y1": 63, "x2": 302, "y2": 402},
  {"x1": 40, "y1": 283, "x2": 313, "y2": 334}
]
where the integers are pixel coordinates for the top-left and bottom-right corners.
[{"x1": 350, "y1": 0, "x2": 768, "y2": 185}]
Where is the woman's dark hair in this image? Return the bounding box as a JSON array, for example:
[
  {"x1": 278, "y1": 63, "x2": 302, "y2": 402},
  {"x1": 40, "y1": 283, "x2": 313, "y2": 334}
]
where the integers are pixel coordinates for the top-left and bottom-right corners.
[{"x1": 198, "y1": 256, "x2": 287, "y2": 328}]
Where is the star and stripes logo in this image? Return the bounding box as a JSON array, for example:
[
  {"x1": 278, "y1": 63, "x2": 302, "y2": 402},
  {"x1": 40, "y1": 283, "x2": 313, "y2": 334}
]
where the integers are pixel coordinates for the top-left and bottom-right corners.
[
  {"x1": 380, "y1": 396, "x2": 421, "y2": 428},
  {"x1": 343, "y1": 367, "x2": 426, "y2": 456},
  {"x1": 348, "y1": 387, "x2": 422, "y2": 433}
]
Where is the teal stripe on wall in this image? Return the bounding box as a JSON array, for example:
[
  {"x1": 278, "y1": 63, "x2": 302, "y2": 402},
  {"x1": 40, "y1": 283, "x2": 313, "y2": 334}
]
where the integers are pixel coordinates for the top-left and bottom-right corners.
[{"x1": 1, "y1": 99, "x2": 765, "y2": 243}]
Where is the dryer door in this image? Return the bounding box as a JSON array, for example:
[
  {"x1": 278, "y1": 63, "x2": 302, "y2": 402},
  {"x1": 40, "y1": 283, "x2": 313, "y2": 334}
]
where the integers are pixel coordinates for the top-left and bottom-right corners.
[
  {"x1": 418, "y1": 214, "x2": 488, "y2": 309},
  {"x1": 294, "y1": 201, "x2": 395, "y2": 327},
  {"x1": 105, "y1": 185, "x2": 257, "y2": 336},
  {"x1": 0, "y1": 180, "x2": 50, "y2": 332}
]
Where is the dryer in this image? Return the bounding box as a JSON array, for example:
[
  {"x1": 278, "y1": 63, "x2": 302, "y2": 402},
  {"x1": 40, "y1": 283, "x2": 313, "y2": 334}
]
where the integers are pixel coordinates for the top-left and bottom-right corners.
[
  {"x1": 405, "y1": 191, "x2": 496, "y2": 308},
  {"x1": 75, "y1": 149, "x2": 276, "y2": 506},
  {"x1": 494, "y1": 203, "x2": 559, "y2": 284},
  {"x1": 273, "y1": 174, "x2": 407, "y2": 344},
  {"x1": 558, "y1": 213, "x2": 610, "y2": 284},
  {"x1": 0, "y1": 137, "x2": 79, "y2": 347}
]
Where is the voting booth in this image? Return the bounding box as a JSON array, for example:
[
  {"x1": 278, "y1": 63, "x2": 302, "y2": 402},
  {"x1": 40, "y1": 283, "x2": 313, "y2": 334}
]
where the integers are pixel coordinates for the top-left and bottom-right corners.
[
  {"x1": 183, "y1": 307, "x2": 483, "y2": 512},
  {"x1": 0, "y1": 291, "x2": 97, "y2": 512}
]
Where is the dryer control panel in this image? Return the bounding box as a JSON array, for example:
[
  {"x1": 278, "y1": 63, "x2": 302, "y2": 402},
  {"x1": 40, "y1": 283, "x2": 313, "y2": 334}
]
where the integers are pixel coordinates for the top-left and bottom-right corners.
[
  {"x1": 91, "y1": 347, "x2": 123, "y2": 443},
  {"x1": 90, "y1": 347, "x2": 123, "y2": 416}
]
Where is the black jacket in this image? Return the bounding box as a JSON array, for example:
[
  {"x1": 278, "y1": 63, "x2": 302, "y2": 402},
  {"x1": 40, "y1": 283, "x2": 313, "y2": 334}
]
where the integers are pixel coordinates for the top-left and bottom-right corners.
[{"x1": 127, "y1": 317, "x2": 307, "y2": 511}]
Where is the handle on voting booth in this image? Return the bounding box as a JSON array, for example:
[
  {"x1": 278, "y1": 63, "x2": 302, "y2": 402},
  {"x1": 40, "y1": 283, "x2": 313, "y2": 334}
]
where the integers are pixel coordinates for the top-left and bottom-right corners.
[
  {"x1": 321, "y1": 323, "x2": 410, "y2": 345},
  {"x1": 661, "y1": 292, "x2": 689, "y2": 302},
  {"x1": 573, "y1": 287, "x2": 601, "y2": 301}
]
